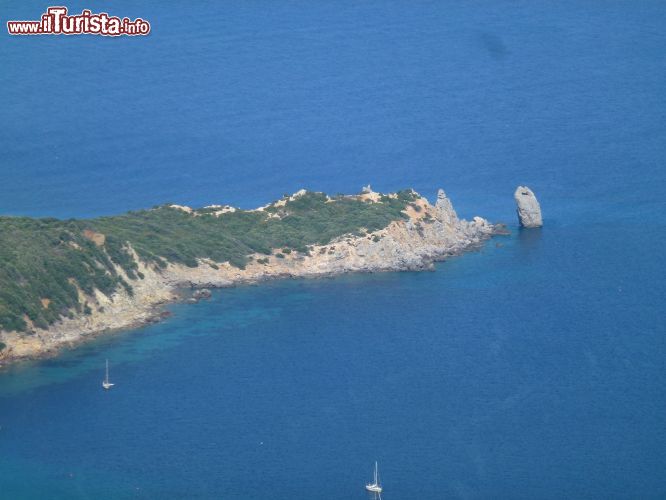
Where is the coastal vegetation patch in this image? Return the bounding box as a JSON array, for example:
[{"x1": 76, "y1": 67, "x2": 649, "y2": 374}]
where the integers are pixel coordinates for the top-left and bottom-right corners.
[{"x1": 0, "y1": 190, "x2": 416, "y2": 333}]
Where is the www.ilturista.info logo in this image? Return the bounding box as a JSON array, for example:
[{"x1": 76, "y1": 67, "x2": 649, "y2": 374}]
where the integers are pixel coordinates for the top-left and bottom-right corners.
[{"x1": 7, "y1": 6, "x2": 151, "y2": 36}]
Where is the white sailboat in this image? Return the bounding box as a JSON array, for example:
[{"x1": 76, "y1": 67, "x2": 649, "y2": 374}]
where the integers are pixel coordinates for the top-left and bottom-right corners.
[
  {"x1": 365, "y1": 461, "x2": 382, "y2": 494},
  {"x1": 102, "y1": 359, "x2": 114, "y2": 390}
]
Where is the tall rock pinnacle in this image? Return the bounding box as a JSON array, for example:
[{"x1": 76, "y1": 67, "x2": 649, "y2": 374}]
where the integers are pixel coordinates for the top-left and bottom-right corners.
[
  {"x1": 435, "y1": 188, "x2": 458, "y2": 225},
  {"x1": 514, "y1": 186, "x2": 543, "y2": 228}
]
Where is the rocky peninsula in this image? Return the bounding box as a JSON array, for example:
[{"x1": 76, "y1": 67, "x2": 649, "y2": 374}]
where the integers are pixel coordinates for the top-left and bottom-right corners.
[{"x1": 0, "y1": 187, "x2": 499, "y2": 365}]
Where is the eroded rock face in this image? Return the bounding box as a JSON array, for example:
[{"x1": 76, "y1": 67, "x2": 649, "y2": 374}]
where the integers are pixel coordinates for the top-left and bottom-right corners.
[
  {"x1": 0, "y1": 188, "x2": 497, "y2": 365},
  {"x1": 435, "y1": 189, "x2": 458, "y2": 225},
  {"x1": 514, "y1": 186, "x2": 542, "y2": 228}
]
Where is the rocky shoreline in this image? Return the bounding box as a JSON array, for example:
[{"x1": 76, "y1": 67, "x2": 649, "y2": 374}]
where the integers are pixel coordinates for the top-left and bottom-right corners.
[{"x1": 0, "y1": 188, "x2": 501, "y2": 366}]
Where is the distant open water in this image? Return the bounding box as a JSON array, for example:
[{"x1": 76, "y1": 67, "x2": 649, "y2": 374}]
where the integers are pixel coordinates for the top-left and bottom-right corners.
[{"x1": 0, "y1": 1, "x2": 665, "y2": 498}]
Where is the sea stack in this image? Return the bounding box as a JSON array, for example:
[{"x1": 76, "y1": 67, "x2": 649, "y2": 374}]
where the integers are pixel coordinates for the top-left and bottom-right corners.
[
  {"x1": 514, "y1": 186, "x2": 542, "y2": 228},
  {"x1": 435, "y1": 188, "x2": 458, "y2": 225}
]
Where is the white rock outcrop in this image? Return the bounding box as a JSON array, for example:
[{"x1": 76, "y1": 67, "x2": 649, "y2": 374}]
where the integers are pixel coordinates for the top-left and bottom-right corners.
[
  {"x1": 434, "y1": 189, "x2": 458, "y2": 226},
  {"x1": 514, "y1": 186, "x2": 542, "y2": 228}
]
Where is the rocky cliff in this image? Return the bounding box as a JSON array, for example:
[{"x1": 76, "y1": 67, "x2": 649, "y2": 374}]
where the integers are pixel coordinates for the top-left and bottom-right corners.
[{"x1": 0, "y1": 188, "x2": 497, "y2": 364}]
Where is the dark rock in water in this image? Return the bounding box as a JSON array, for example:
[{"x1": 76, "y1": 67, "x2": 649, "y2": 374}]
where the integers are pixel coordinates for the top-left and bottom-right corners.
[
  {"x1": 192, "y1": 288, "x2": 212, "y2": 300},
  {"x1": 514, "y1": 186, "x2": 543, "y2": 228},
  {"x1": 492, "y1": 223, "x2": 511, "y2": 235}
]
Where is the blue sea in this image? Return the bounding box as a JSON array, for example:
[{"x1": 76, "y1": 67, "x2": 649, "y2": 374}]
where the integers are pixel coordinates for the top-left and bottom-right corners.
[{"x1": 1, "y1": 1, "x2": 665, "y2": 498}]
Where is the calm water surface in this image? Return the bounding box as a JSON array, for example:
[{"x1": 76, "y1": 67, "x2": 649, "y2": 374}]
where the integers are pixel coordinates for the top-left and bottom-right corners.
[{"x1": 1, "y1": 1, "x2": 665, "y2": 498}]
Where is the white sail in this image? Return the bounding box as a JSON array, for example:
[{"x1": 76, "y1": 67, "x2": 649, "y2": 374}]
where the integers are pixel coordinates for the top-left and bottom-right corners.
[
  {"x1": 102, "y1": 359, "x2": 114, "y2": 389},
  {"x1": 365, "y1": 461, "x2": 382, "y2": 493}
]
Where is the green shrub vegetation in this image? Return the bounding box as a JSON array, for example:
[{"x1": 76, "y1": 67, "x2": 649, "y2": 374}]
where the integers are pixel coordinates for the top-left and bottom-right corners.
[{"x1": 0, "y1": 191, "x2": 416, "y2": 332}]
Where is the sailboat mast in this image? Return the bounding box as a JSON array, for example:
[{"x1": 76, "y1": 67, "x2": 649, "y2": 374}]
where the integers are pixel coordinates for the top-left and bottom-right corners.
[
  {"x1": 105, "y1": 359, "x2": 109, "y2": 384},
  {"x1": 374, "y1": 461, "x2": 378, "y2": 484}
]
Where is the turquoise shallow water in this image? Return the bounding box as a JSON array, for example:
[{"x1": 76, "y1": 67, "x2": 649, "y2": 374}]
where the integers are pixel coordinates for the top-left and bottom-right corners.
[
  {"x1": 1, "y1": 0, "x2": 665, "y2": 498},
  {"x1": 1, "y1": 222, "x2": 664, "y2": 498}
]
